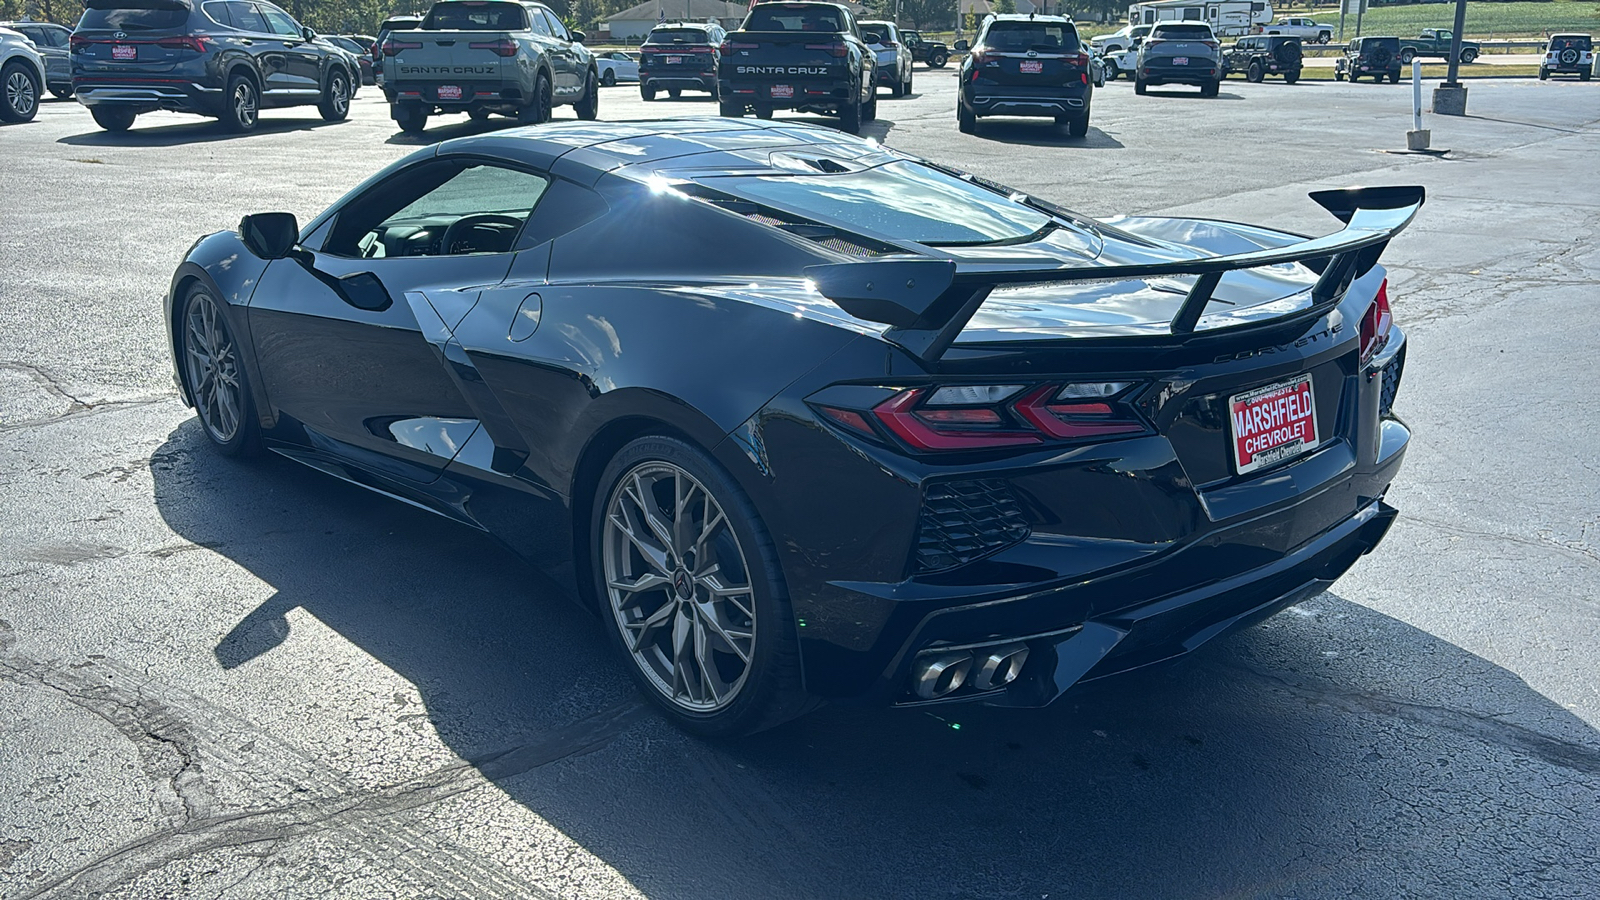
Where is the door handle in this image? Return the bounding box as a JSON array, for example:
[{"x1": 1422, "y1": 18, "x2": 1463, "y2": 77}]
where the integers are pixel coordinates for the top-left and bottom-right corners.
[{"x1": 240, "y1": 38, "x2": 253, "y2": 45}]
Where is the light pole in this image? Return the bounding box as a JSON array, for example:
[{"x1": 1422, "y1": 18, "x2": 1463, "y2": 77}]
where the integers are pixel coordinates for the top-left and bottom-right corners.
[{"x1": 1433, "y1": 0, "x2": 1469, "y2": 115}]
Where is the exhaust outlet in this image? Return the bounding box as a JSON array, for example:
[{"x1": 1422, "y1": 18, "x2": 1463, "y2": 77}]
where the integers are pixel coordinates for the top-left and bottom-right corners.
[
  {"x1": 971, "y1": 643, "x2": 1029, "y2": 692},
  {"x1": 912, "y1": 651, "x2": 973, "y2": 700}
]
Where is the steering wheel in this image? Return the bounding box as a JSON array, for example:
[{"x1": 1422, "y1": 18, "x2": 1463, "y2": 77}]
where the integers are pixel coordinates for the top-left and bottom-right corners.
[{"x1": 440, "y1": 214, "x2": 523, "y2": 255}]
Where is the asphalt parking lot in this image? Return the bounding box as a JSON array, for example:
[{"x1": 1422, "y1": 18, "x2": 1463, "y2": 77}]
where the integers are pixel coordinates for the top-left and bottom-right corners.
[{"x1": 2, "y1": 70, "x2": 1599, "y2": 899}]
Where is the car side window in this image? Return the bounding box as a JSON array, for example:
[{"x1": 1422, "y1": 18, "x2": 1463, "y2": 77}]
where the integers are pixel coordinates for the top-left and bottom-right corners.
[
  {"x1": 540, "y1": 9, "x2": 567, "y2": 41},
  {"x1": 259, "y1": 5, "x2": 303, "y2": 38},
  {"x1": 203, "y1": 2, "x2": 235, "y2": 28},
  {"x1": 527, "y1": 9, "x2": 551, "y2": 37},
  {"x1": 226, "y1": 1, "x2": 270, "y2": 33},
  {"x1": 325, "y1": 161, "x2": 551, "y2": 259}
]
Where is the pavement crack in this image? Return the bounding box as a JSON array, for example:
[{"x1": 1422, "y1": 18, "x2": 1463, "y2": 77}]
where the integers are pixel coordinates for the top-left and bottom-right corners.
[
  {"x1": 1403, "y1": 513, "x2": 1600, "y2": 567},
  {"x1": 1225, "y1": 661, "x2": 1600, "y2": 777},
  {"x1": 0, "y1": 394, "x2": 178, "y2": 433}
]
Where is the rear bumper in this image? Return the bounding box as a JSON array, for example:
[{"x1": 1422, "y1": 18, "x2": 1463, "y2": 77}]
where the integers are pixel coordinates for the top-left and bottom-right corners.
[
  {"x1": 641, "y1": 72, "x2": 716, "y2": 91},
  {"x1": 74, "y1": 79, "x2": 223, "y2": 115},
  {"x1": 718, "y1": 77, "x2": 855, "y2": 109},
  {"x1": 964, "y1": 83, "x2": 1089, "y2": 118},
  {"x1": 1139, "y1": 64, "x2": 1219, "y2": 85},
  {"x1": 385, "y1": 82, "x2": 525, "y2": 111}
]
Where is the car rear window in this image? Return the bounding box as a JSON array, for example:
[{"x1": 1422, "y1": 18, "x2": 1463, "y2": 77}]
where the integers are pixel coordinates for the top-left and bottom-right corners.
[
  {"x1": 984, "y1": 22, "x2": 1080, "y2": 52},
  {"x1": 744, "y1": 5, "x2": 843, "y2": 33},
  {"x1": 705, "y1": 161, "x2": 1053, "y2": 246},
  {"x1": 1151, "y1": 24, "x2": 1213, "y2": 40},
  {"x1": 646, "y1": 28, "x2": 711, "y2": 44},
  {"x1": 1551, "y1": 36, "x2": 1592, "y2": 50},
  {"x1": 78, "y1": 6, "x2": 189, "y2": 30},
  {"x1": 424, "y1": 1, "x2": 528, "y2": 30}
]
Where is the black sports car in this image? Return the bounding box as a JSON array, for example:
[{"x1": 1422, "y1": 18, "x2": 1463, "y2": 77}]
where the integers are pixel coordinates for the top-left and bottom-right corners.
[{"x1": 167, "y1": 119, "x2": 1418, "y2": 736}]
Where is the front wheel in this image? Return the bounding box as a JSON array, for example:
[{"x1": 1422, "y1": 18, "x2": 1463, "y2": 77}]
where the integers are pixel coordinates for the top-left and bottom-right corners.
[
  {"x1": 601, "y1": 69, "x2": 616, "y2": 87},
  {"x1": 180, "y1": 285, "x2": 260, "y2": 457},
  {"x1": 594, "y1": 436, "x2": 813, "y2": 737},
  {"x1": 1400, "y1": 49, "x2": 1416, "y2": 64},
  {"x1": 930, "y1": 50, "x2": 948, "y2": 68},
  {"x1": 317, "y1": 68, "x2": 350, "y2": 122},
  {"x1": 90, "y1": 105, "x2": 137, "y2": 132},
  {"x1": 575, "y1": 69, "x2": 599, "y2": 120},
  {"x1": 0, "y1": 61, "x2": 41, "y2": 123}
]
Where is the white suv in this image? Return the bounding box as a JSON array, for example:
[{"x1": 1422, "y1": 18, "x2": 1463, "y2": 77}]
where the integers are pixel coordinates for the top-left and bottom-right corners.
[
  {"x1": 1540, "y1": 33, "x2": 1594, "y2": 81},
  {"x1": 0, "y1": 25, "x2": 45, "y2": 123}
]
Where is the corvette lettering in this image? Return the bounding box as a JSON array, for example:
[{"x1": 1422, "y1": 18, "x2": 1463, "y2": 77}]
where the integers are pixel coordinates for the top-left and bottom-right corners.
[
  {"x1": 397, "y1": 65, "x2": 497, "y2": 75},
  {"x1": 735, "y1": 66, "x2": 831, "y2": 75}
]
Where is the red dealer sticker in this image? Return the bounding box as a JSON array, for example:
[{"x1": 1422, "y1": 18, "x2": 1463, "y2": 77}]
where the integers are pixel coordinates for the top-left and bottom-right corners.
[{"x1": 1229, "y1": 374, "x2": 1319, "y2": 475}]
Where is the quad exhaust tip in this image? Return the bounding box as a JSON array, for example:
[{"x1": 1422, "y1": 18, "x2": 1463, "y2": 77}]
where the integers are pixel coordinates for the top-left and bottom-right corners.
[{"x1": 912, "y1": 642, "x2": 1029, "y2": 700}]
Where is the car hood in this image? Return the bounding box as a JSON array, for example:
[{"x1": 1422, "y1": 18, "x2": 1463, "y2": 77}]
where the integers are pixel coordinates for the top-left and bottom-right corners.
[{"x1": 944, "y1": 215, "x2": 1323, "y2": 343}]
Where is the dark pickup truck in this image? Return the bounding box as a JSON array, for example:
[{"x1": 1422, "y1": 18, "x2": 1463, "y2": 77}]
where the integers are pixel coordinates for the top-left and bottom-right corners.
[{"x1": 716, "y1": 1, "x2": 876, "y2": 133}]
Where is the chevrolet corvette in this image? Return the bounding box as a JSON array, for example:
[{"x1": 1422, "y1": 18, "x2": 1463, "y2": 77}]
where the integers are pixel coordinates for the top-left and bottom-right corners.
[{"x1": 167, "y1": 119, "x2": 1418, "y2": 735}]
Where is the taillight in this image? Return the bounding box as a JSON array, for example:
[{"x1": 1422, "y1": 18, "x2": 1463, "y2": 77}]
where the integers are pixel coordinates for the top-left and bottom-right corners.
[
  {"x1": 70, "y1": 33, "x2": 89, "y2": 51},
  {"x1": 874, "y1": 389, "x2": 1041, "y2": 451},
  {"x1": 1013, "y1": 386, "x2": 1146, "y2": 440},
  {"x1": 804, "y1": 42, "x2": 849, "y2": 58},
  {"x1": 1069, "y1": 52, "x2": 1088, "y2": 67},
  {"x1": 382, "y1": 39, "x2": 422, "y2": 56},
  {"x1": 718, "y1": 40, "x2": 731, "y2": 54},
  {"x1": 1359, "y1": 279, "x2": 1393, "y2": 366},
  {"x1": 156, "y1": 35, "x2": 210, "y2": 52},
  {"x1": 468, "y1": 38, "x2": 518, "y2": 57},
  {"x1": 1202, "y1": 40, "x2": 1219, "y2": 50},
  {"x1": 883, "y1": 40, "x2": 898, "y2": 49}
]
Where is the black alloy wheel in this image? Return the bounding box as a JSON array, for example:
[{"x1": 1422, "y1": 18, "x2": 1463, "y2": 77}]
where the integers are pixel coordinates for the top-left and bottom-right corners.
[
  {"x1": 0, "y1": 61, "x2": 39, "y2": 123},
  {"x1": 575, "y1": 70, "x2": 599, "y2": 120},
  {"x1": 318, "y1": 69, "x2": 351, "y2": 121},
  {"x1": 520, "y1": 73, "x2": 552, "y2": 125},
  {"x1": 601, "y1": 68, "x2": 616, "y2": 86},
  {"x1": 90, "y1": 106, "x2": 136, "y2": 132},
  {"x1": 221, "y1": 74, "x2": 259, "y2": 133},
  {"x1": 180, "y1": 285, "x2": 259, "y2": 456},
  {"x1": 594, "y1": 436, "x2": 811, "y2": 736}
]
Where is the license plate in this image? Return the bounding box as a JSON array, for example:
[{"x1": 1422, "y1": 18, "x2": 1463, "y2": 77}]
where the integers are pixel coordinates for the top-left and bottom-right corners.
[
  {"x1": 112, "y1": 45, "x2": 137, "y2": 60},
  {"x1": 437, "y1": 84, "x2": 462, "y2": 100},
  {"x1": 1230, "y1": 375, "x2": 1319, "y2": 475},
  {"x1": 665, "y1": 55, "x2": 682, "y2": 64},
  {"x1": 770, "y1": 84, "x2": 793, "y2": 99},
  {"x1": 1020, "y1": 60, "x2": 1043, "y2": 73},
  {"x1": 1173, "y1": 57, "x2": 1189, "y2": 65}
]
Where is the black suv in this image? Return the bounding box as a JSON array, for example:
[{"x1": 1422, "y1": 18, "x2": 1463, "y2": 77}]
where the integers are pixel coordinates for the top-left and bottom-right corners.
[
  {"x1": 638, "y1": 22, "x2": 722, "y2": 100},
  {"x1": 900, "y1": 30, "x2": 949, "y2": 68},
  {"x1": 1223, "y1": 34, "x2": 1301, "y2": 83},
  {"x1": 958, "y1": 14, "x2": 1092, "y2": 136},
  {"x1": 72, "y1": 0, "x2": 360, "y2": 133},
  {"x1": 1335, "y1": 36, "x2": 1401, "y2": 84}
]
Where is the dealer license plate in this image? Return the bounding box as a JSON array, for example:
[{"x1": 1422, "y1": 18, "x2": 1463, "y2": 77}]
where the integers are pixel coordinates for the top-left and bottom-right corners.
[
  {"x1": 771, "y1": 84, "x2": 793, "y2": 99},
  {"x1": 1173, "y1": 57, "x2": 1189, "y2": 65},
  {"x1": 665, "y1": 55, "x2": 682, "y2": 64},
  {"x1": 1020, "y1": 60, "x2": 1043, "y2": 73},
  {"x1": 112, "y1": 45, "x2": 137, "y2": 60},
  {"x1": 437, "y1": 84, "x2": 462, "y2": 100},
  {"x1": 1229, "y1": 374, "x2": 1319, "y2": 475}
]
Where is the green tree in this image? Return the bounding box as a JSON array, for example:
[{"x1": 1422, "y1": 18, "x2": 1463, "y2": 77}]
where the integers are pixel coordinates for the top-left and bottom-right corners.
[
  {"x1": 900, "y1": 0, "x2": 956, "y2": 30},
  {"x1": 994, "y1": 0, "x2": 1016, "y2": 13}
]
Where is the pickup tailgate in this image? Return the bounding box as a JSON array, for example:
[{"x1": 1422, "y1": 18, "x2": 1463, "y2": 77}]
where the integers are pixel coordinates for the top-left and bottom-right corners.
[
  {"x1": 386, "y1": 29, "x2": 515, "y2": 99},
  {"x1": 721, "y1": 30, "x2": 856, "y2": 92}
]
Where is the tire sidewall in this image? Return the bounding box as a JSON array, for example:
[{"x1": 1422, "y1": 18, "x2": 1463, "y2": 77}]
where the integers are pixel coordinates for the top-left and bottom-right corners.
[
  {"x1": 2, "y1": 61, "x2": 40, "y2": 122},
  {"x1": 590, "y1": 435, "x2": 794, "y2": 736},
  {"x1": 224, "y1": 74, "x2": 258, "y2": 132},
  {"x1": 180, "y1": 284, "x2": 258, "y2": 457}
]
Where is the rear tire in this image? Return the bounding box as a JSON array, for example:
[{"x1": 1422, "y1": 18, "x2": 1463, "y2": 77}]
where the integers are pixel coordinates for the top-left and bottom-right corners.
[
  {"x1": 930, "y1": 50, "x2": 948, "y2": 68},
  {"x1": 1068, "y1": 109, "x2": 1089, "y2": 138},
  {"x1": 90, "y1": 105, "x2": 136, "y2": 132},
  {"x1": 667, "y1": 87, "x2": 681, "y2": 99},
  {"x1": 0, "y1": 61, "x2": 39, "y2": 123},
  {"x1": 221, "y1": 73, "x2": 259, "y2": 133},
  {"x1": 1583, "y1": 71, "x2": 1593, "y2": 82},
  {"x1": 317, "y1": 68, "x2": 351, "y2": 122},
  {"x1": 755, "y1": 106, "x2": 772, "y2": 120},
  {"x1": 1389, "y1": 71, "x2": 1401, "y2": 84},
  {"x1": 50, "y1": 84, "x2": 73, "y2": 100},
  {"x1": 862, "y1": 88, "x2": 876, "y2": 122},
  {"x1": 837, "y1": 87, "x2": 862, "y2": 134},
  {"x1": 903, "y1": 68, "x2": 913, "y2": 95},
  {"x1": 1247, "y1": 62, "x2": 1263, "y2": 83},
  {"x1": 575, "y1": 69, "x2": 599, "y2": 120},
  {"x1": 394, "y1": 102, "x2": 427, "y2": 134},
  {"x1": 719, "y1": 98, "x2": 743, "y2": 118},
  {"x1": 468, "y1": 107, "x2": 491, "y2": 121},
  {"x1": 1135, "y1": 75, "x2": 1148, "y2": 94},
  {"x1": 601, "y1": 68, "x2": 616, "y2": 86},
  {"x1": 1460, "y1": 48, "x2": 1477, "y2": 64},
  {"x1": 1201, "y1": 78, "x2": 1219, "y2": 97},
  {"x1": 1400, "y1": 49, "x2": 1416, "y2": 65},
  {"x1": 593, "y1": 436, "x2": 815, "y2": 737},
  {"x1": 957, "y1": 100, "x2": 976, "y2": 134},
  {"x1": 519, "y1": 73, "x2": 552, "y2": 125}
]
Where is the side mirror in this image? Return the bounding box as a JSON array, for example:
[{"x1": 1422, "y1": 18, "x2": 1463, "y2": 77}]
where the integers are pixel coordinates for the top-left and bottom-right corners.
[
  {"x1": 571, "y1": 29, "x2": 585, "y2": 43},
  {"x1": 239, "y1": 212, "x2": 299, "y2": 260},
  {"x1": 954, "y1": 39, "x2": 969, "y2": 52},
  {"x1": 302, "y1": 26, "x2": 316, "y2": 41}
]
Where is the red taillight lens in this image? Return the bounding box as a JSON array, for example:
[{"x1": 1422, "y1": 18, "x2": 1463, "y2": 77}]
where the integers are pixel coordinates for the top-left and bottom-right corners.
[
  {"x1": 1359, "y1": 279, "x2": 1393, "y2": 366},
  {"x1": 468, "y1": 38, "x2": 518, "y2": 57},
  {"x1": 874, "y1": 389, "x2": 1041, "y2": 451},
  {"x1": 804, "y1": 42, "x2": 849, "y2": 58},
  {"x1": 70, "y1": 33, "x2": 89, "y2": 51},
  {"x1": 1013, "y1": 386, "x2": 1147, "y2": 440},
  {"x1": 819, "y1": 406, "x2": 876, "y2": 437},
  {"x1": 156, "y1": 35, "x2": 209, "y2": 52},
  {"x1": 1202, "y1": 40, "x2": 1219, "y2": 50},
  {"x1": 383, "y1": 39, "x2": 422, "y2": 56}
]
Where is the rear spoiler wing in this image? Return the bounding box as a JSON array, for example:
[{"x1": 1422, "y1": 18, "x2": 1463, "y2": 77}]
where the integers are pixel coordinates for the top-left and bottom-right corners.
[{"x1": 803, "y1": 185, "x2": 1424, "y2": 363}]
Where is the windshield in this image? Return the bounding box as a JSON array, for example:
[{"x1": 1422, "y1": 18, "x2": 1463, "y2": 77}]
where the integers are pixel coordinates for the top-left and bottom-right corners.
[
  {"x1": 744, "y1": 5, "x2": 843, "y2": 33},
  {"x1": 646, "y1": 28, "x2": 712, "y2": 44},
  {"x1": 423, "y1": 1, "x2": 527, "y2": 30},
  {"x1": 705, "y1": 161, "x2": 1054, "y2": 246},
  {"x1": 78, "y1": 7, "x2": 188, "y2": 30},
  {"x1": 983, "y1": 22, "x2": 1080, "y2": 52}
]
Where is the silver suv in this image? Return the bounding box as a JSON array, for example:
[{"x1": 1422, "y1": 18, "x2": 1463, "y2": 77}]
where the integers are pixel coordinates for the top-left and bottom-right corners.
[
  {"x1": 1134, "y1": 21, "x2": 1221, "y2": 97},
  {"x1": 0, "y1": 25, "x2": 45, "y2": 123}
]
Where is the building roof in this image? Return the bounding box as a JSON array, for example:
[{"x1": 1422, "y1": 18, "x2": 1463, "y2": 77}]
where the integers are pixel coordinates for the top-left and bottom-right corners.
[{"x1": 605, "y1": 0, "x2": 750, "y2": 22}]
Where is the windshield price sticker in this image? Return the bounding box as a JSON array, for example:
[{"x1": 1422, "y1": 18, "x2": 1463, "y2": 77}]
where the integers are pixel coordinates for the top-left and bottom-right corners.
[{"x1": 1230, "y1": 375, "x2": 1319, "y2": 475}]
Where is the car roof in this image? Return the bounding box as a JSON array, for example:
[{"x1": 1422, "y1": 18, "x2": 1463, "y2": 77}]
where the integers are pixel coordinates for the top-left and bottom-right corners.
[
  {"x1": 1549, "y1": 33, "x2": 1592, "y2": 38},
  {"x1": 989, "y1": 14, "x2": 1074, "y2": 24},
  {"x1": 435, "y1": 118, "x2": 898, "y2": 186}
]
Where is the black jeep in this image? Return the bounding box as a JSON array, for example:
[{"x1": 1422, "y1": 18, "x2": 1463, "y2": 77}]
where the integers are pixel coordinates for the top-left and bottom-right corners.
[
  {"x1": 1335, "y1": 36, "x2": 1401, "y2": 84},
  {"x1": 900, "y1": 30, "x2": 949, "y2": 68},
  {"x1": 1223, "y1": 34, "x2": 1302, "y2": 83}
]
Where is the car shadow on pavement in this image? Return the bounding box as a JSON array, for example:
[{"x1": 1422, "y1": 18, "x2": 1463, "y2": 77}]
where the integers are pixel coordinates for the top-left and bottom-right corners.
[
  {"x1": 968, "y1": 121, "x2": 1125, "y2": 149},
  {"x1": 56, "y1": 115, "x2": 349, "y2": 147},
  {"x1": 150, "y1": 418, "x2": 1600, "y2": 898},
  {"x1": 1132, "y1": 88, "x2": 1247, "y2": 100}
]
